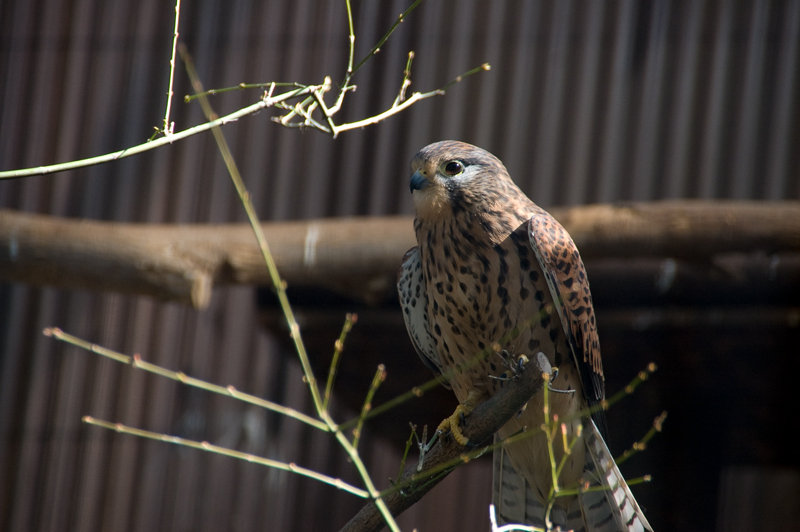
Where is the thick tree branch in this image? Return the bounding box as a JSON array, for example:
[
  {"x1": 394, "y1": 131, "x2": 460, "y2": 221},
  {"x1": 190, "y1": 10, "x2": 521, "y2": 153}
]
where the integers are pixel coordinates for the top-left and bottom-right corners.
[
  {"x1": 1, "y1": 201, "x2": 798, "y2": 308},
  {"x1": 338, "y1": 354, "x2": 550, "y2": 532}
]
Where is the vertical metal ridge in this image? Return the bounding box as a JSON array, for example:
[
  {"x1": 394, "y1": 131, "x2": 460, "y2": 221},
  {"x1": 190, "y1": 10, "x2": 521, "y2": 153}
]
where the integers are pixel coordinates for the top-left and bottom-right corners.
[
  {"x1": 765, "y1": 0, "x2": 800, "y2": 200},
  {"x1": 532, "y1": 0, "x2": 573, "y2": 207},
  {"x1": 564, "y1": 0, "x2": 605, "y2": 206},
  {"x1": 2, "y1": 2, "x2": 800, "y2": 532},
  {"x1": 664, "y1": 0, "x2": 706, "y2": 199},
  {"x1": 497, "y1": 0, "x2": 543, "y2": 197},
  {"x1": 631, "y1": 0, "x2": 671, "y2": 201},
  {"x1": 731, "y1": 1, "x2": 770, "y2": 199},
  {"x1": 698, "y1": 0, "x2": 735, "y2": 198},
  {"x1": 597, "y1": 0, "x2": 638, "y2": 203}
]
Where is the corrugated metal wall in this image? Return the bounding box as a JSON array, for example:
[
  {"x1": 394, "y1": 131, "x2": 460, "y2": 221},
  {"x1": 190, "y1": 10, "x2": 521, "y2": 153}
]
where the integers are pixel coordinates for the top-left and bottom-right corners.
[{"x1": 1, "y1": 1, "x2": 798, "y2": 531}]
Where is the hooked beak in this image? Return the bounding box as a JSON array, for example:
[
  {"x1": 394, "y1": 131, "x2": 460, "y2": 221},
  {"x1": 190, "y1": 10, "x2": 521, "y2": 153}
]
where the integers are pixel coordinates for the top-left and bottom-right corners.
[{"x1": 410, "y1": 171, "x2": 430, "y2": 193}]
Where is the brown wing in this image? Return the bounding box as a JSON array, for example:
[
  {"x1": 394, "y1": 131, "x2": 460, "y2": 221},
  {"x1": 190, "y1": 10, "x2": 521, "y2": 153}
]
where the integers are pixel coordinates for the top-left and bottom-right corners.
[
  {"x1": 528, "y1": 213, "x2": 604, "y2": 406},
  {"x1": 397, "y1": 247, "x2": 451, "y2": 389}
]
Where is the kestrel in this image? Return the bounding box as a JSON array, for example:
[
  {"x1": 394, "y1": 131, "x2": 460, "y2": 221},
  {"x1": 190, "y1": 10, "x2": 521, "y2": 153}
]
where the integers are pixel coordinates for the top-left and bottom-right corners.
[{"x1": 398, "y1": 141, "x2": 652, "y2": 531}]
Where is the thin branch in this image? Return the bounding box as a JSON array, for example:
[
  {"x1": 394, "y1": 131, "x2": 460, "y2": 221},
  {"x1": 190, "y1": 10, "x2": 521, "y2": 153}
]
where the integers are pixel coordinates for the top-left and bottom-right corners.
[
  {"x1": 348, "y1": 0, "x2": 423, "y2": 80},
  {"x1": 0, "y1": 1, "x2": 488, "y2": 178},
  {"x1": 393, "y1": 51, "x2": 415, "y2": 107},
  {"x1": 323, "y1": 64, "x2": 491, "y2": 138},
  {"x1": 185, "y1": 81, "x2": 298, "y2": 102},
  {"x1": 344, "y1": 0, "x2": 355, "y2": 80},
  {"x1": 82, "y1": 417, "x2": 368, "y2": 497},
  {"x1": 181, "y1": 47, "x2": 400, "y2": 532},
  {"x1": 324, "y1": 313, "x2": 358, "y2": 413},
  {"x1": 352, "y1": 365, "x2": 386, "y2": 450},
  {"x1": 160, "y1": 0, "x2": 181, "y2": 137},
  {"x1": 180, "y1": 43, "x2": 327, "y2": 421},
  {"x1": 43, "y1": 327, "x2": 329, "y2": 431},
  {"x1": 0, "y1": 85, "x2": 312, "y2": 180},
  {"x1": 616, "y1": 410, "x2": 668, "y2": 466}
]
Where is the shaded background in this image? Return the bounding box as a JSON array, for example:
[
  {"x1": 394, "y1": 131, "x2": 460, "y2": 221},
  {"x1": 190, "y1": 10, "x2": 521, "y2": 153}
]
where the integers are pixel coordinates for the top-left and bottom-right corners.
[{"x1": 1, "y1": 1, "x2": 799, "y2": 531}]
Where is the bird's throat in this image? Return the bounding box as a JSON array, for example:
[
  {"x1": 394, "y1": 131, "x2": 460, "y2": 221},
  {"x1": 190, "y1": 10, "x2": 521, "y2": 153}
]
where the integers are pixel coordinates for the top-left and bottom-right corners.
[{"x1": 412, "y1": 186, "x2": 452, "y2": 222}]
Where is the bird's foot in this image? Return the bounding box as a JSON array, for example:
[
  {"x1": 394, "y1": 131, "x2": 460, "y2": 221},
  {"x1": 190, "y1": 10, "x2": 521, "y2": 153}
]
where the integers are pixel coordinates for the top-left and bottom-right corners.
[
  {"x1": 436, "y1": 404, "x2": 470, "y2": 445},
  {"x1": 490, "y1": 350, "x2": 529, "y2": 381},
  {"x1": 436, "y1": 388, "x2": 485, "y2": 446},
  {"x1": 546, "y1": 365, "x2": 576, "y2": 395}
]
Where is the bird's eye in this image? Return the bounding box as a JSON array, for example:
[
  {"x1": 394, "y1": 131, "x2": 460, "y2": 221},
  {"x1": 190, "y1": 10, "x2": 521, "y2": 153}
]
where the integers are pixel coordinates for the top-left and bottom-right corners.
[{"x1": 442, "y1": 161, "x2": 464, "y2": 176}]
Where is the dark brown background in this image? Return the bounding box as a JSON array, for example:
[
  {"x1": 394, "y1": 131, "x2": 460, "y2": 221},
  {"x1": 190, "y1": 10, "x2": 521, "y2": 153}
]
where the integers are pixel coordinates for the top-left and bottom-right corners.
[{"x1": 1, "y1": 1, "x2": 799, "y2": 531}]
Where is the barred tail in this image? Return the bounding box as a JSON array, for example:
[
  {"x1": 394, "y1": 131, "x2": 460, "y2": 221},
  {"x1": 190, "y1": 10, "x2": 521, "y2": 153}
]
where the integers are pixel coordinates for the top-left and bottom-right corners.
[
  {"x1": 492, "y1": 423, "x2": 653, "y2": 532},
  {"x1": 578, "y1": 418, "x2": 653, "y2": 532}
]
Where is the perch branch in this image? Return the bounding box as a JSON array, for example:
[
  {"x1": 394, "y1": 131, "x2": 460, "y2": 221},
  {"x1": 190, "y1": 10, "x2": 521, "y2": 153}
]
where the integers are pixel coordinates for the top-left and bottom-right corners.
[{"x1": 339, "y1": 354, "x2": 550, "y2": 532}]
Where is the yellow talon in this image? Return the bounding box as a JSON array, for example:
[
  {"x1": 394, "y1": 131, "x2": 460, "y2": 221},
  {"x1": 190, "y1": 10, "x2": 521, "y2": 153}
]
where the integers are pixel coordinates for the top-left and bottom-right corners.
[
  {"x1": 437, "y1": 404, "x2": 470, "y2": 445},
  {"x1": 437, "y1": 388, "x2": 485, "y2": 446}
]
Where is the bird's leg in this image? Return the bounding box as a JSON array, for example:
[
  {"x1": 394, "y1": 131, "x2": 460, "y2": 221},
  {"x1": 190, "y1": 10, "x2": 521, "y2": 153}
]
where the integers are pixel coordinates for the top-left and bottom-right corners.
[
  {"x1": 437, "y1": 388, "x2": 486, "y2": 445},
  {"x1": 546, "y1": 366, "x2": 576, "y2": 395},
  {"x1": 489, "y1": 350, "x2": 529, "y2": 381}
]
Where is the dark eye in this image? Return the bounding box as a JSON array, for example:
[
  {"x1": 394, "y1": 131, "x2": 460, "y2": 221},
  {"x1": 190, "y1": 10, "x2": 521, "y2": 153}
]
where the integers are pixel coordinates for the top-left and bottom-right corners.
[{"x1": 442, "y1": 161, "x2": 464, "y2": 176}]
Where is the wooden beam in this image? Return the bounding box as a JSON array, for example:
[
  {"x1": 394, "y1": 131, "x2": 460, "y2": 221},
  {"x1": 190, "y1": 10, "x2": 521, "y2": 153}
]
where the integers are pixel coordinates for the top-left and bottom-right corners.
[{"x1": 2, "y1": 201, "x2": 799, "y2": 308}]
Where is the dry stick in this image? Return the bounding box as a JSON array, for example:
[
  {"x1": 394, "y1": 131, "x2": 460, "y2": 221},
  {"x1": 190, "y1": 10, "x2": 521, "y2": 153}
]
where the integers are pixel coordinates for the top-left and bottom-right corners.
[
  {"x1": 160, "y1": 0, "x2": 181, "y2": 137},
  {"x1": 324, "y1": 313, "x2": 358, "y2": 413},
  {"x1": 615, "y1": 410, "x2": 668, "y2": 466},
  {"x1": 0, "y1": 0, "x2": 479, "y2": 180},
  {"x1": 339, "y1": 353, "x2": 551, "y2": 532},
  {"x1": 352, "y1": 364, "x2": 387, "y2": 450},
  {"x1": 347, "y1": 0, "x2": 423, "y2": 81},
  {"x1": 0, "y1": 86, "x2": 312, "y2": 180},
  {"x1": 42, "y1": 328, "x2": 328, "y2": 431},
  {"x1": 180, "y1": 47, "x2": 400, "y2": 532},
  {"x1": 82, "y1": 417, "x2": 368, "y2": 497},
  {"x1": 179, "y1": 42, "x2": 325, "y2": 422},
  {"x1": 186, "y1": 81, "x2": 299, "y2": 102}
]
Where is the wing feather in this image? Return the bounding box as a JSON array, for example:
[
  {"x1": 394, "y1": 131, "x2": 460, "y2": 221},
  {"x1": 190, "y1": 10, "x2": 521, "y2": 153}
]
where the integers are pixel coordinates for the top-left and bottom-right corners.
[
  {"x1": 528, "y1": 214, "x2": 605, "y2": 411},
  {"x1": 397, "y1": 247, "x2": 451, "y2": 389}
]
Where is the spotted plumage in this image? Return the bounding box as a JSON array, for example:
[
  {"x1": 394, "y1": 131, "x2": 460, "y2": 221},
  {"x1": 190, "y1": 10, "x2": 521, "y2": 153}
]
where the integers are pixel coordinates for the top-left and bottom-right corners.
[{"x1": 398, "y1": 141, "x2": 652, "y2": 531}]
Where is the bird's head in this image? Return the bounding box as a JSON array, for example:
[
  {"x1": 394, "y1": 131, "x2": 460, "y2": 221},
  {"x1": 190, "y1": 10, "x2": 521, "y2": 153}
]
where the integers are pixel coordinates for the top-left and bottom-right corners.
[{"x1": 409, "y1": 140, "x2": 519, "y2": 221}]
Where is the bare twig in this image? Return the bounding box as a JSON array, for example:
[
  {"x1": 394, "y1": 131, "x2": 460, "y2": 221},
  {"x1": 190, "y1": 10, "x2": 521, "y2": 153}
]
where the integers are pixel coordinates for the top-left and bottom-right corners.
[
  {"x1": 616, "y1": 410, "x2": 668, "y2": 466},
  {"x1": 43, "y1": 328, "x2": 329, "y2": 431},
  {"x1": 82, "y1": 417, "x2": 368, "y2": 497},
  {"x1": 0, "y1": 1, "x2": 488, "y2": 179},
  {"x1": 0, "y1": 86, "x2": 312, "y2": 180},
  {"x1": 159, "y1": 0, "x2": 181, "y2": 138},
  {"x1": 181, "y1": 45, "x2": 400, "y2": 532},
  {"x1": 324, "y1": 313, "x2": 358, "y2": 413},
  {"x1": 352, "y1": 365, "x2": 386, "y2": 449}
]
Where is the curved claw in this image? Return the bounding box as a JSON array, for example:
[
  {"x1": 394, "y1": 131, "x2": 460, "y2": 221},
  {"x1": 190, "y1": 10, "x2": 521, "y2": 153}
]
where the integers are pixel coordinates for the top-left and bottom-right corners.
[
  {"x1": 436, "y1": 388, "x2": 486, "y2": 446},
  {"x1": 437, "y1": 404, "x2": 470, "y2": 445}
]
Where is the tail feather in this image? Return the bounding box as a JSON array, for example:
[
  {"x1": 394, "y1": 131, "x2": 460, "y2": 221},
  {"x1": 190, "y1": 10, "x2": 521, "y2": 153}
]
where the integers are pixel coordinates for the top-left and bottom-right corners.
[
  {"x1": 492, "y1": 422, "x2": 653, "y2": 532},
  {"x1": 579, "y1": 419, "x2": 652, "y2": 532},
  {"x1": 492, "y1": 434, "x2": 547, "y2": 528}
]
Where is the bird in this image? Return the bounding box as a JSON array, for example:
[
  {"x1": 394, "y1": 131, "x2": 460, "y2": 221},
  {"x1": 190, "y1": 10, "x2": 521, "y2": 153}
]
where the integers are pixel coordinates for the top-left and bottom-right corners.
[{"x1": 397, "y1": 141, "x2": 652, "y2": 531}]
